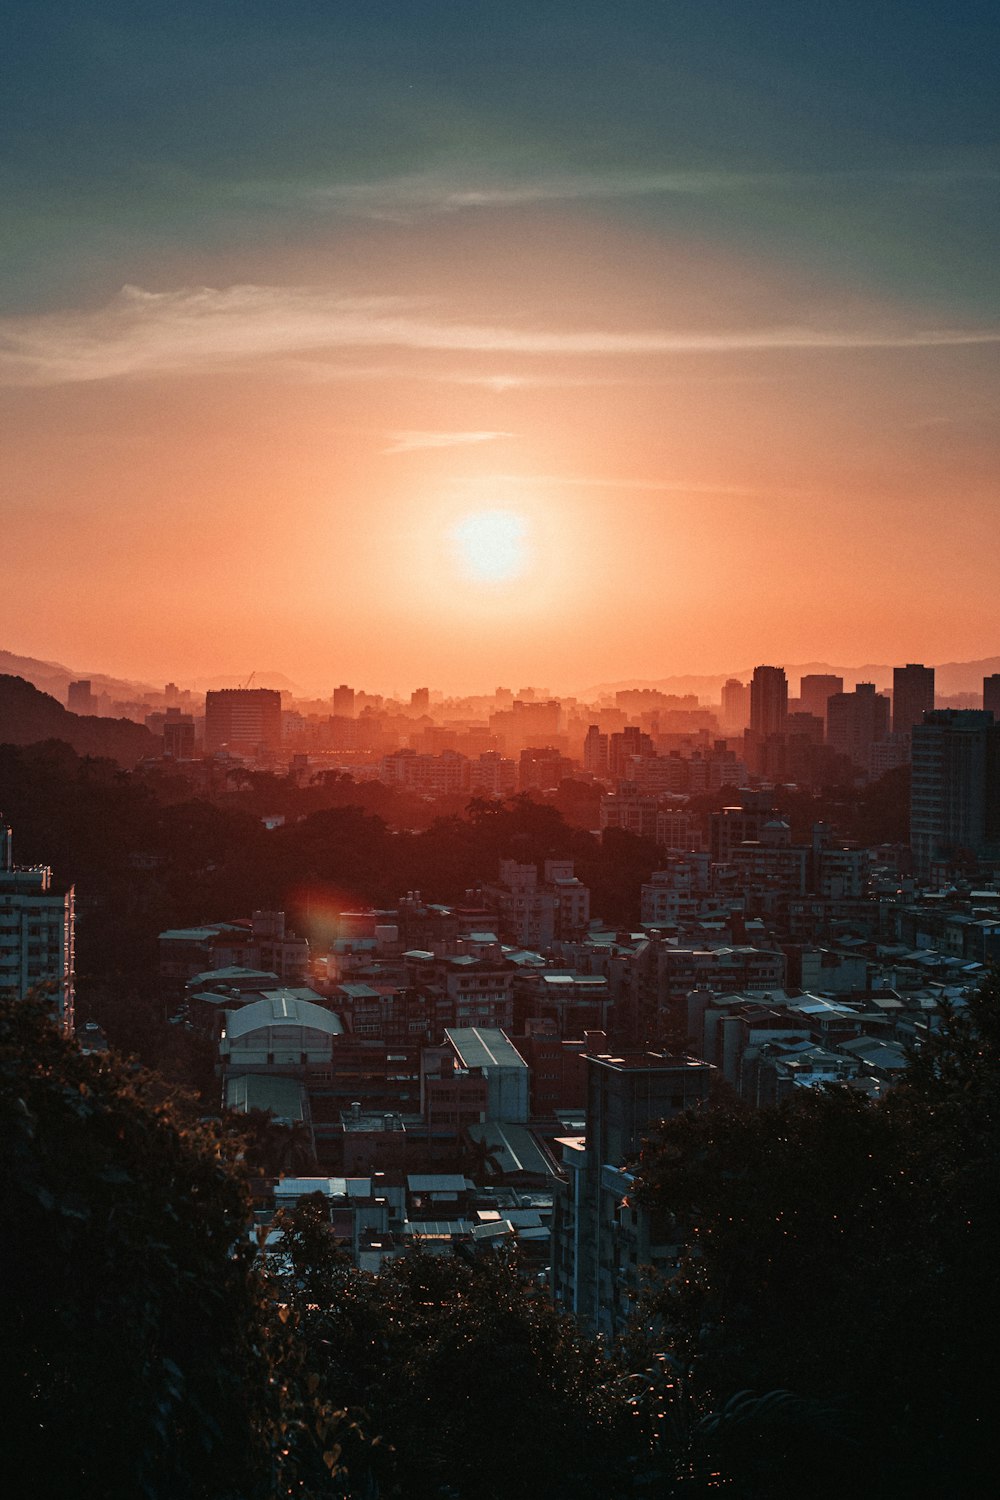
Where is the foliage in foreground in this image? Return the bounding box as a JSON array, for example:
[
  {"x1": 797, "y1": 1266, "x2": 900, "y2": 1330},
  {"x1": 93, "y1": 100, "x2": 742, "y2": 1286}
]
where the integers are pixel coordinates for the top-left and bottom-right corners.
[
  {"x1": 634, "y1": 967, "x2": 1000, "y2": 1497},
  {"x1": 0, "y1": 997, "x2": 364, "y2": 1499}
]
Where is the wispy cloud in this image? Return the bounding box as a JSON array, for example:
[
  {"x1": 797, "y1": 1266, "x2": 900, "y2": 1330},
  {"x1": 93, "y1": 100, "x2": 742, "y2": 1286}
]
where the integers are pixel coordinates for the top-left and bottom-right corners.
[
  {"x1": 2, "y1": 283, "x2": 998, "y2": 388},
  {"x1": 249, "y1": 164, "x2": 1000, "y2": 222},
  {"x1": 384, "y1": 429, "x2": 511, "y2": 454}
]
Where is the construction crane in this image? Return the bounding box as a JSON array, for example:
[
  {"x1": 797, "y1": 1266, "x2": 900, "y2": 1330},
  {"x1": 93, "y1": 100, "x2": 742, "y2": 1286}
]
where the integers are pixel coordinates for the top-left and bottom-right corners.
[{"x1": 241, "y1": 671, "x2": 256, "y2": 689}]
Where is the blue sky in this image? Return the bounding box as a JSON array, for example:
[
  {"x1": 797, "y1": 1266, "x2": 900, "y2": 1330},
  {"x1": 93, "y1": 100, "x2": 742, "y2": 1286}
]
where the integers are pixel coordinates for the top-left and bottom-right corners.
[{"x1": 5, "y1": 1, "x2": 998, "y2": 314}]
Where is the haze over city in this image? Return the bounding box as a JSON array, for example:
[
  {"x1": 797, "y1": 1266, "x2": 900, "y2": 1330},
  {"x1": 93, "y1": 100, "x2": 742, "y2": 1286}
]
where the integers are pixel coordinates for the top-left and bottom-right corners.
[{"x1": 4, "y1": 3, "x2": 998, "y2": 692}]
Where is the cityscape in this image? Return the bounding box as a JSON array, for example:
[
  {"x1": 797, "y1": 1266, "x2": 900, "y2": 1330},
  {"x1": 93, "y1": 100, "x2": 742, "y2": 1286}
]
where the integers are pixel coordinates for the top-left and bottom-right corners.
[{"x1": 4, "y1": 3, "x2": 999, "y2": 1499}]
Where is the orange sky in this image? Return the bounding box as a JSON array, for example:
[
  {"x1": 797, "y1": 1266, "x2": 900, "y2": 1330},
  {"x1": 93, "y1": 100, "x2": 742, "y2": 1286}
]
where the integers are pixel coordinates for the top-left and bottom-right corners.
[{"x1": 3, "y1": 8, "x2": 998, "y2": 694}]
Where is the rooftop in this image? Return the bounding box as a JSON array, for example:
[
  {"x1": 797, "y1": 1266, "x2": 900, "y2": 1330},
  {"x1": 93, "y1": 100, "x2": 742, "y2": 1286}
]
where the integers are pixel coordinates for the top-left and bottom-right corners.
[
  {"x1": 445, "y1": 1028, "x2": 528, "y2": 1071},
  {"x1": 225, "y1": 991, "x2": 344, "y2": 1040}
]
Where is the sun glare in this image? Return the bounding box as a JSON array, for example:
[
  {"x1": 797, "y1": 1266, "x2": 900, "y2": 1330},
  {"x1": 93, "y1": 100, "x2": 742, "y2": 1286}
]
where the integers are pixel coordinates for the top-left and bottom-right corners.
[{"x1": 451, "y1": 509, "x2": 530, "y2": 583}]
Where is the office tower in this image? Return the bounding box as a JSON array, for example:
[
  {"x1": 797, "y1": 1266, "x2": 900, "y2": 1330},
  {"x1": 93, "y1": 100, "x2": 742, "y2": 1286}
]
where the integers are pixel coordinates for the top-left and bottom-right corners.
[
  {"x1": 911, "y1": 710, "x2": 1000, "y2": 877},
  {"x1": 984, "y1": 674, "x2": 1000, "y2": 721},
  {"x1": 893, "y1": 663, "x2": 935, "y2": 738},
  {"x1": 164, "y1": 681, "x2": 180, "y2": 706},
  {"x1": 826, "y1": 683, "x2": 890, "y2": 771},
  {"x1": 410, "y1": 687, "x2": 430, "y2": 712},
  {"x1": 67, "y1": 679, "x2": 96, "y2": 714},
  {"x1": 0, "y1": 817, "x2": 75, "y2": 1032},
  {"x1": 750, "y1": 666, "x2": 788, "y2": 736},
  {"x1": 332, "y1": 684, "x2": 355, "y2": 716},
  {"x1": 721, "y1": 678, "x2": 750, "y2": 732},
  {"x1": 799, "y1": 674, "x2": 844, "y2": 727},
  {"x1": 204, "y1": 688, "x2": 282, "y2": 754}
]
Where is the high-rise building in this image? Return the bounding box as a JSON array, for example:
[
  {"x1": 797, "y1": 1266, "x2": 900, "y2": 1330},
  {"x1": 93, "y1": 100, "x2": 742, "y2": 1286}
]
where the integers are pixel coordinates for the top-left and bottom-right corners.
[
  {"x1": 720, "y1": 678, "x2": 750, "y2": 732},
  {"x1": 204, "y1": 689, "x2": 282, "y2": 755},
  {"x1": 984, "y1": 674, "x2": 1000, "y2": 721},
  {"x1": 0, "y1": 817, "x2": 75, "y2": 1032},
  {"x1": 67, "y1": 679, "x2": 96, "y2": 714},
  {"x1": 583, "y1": 724, "x2": 609, "y2": 777},
  {"x1": 799, "y1": 674, "x2": 844, "y2": 727},
  {"x1": 750, "y1": 666, "x2": 788, "y2": 736},
  {"x1": 551, "y1": 1048, "x2": 713, "y2": 1332},
  {"x1": 826, "y1": 683, "x2": 890, "y2": 772},
  {"x1": 911, "y1": 710, "x2": 1000, "y2": 877},
  {"x1": 410, "y1": 687, "x2": 430, "y2": 712},
  {"x1": 332, "y1": 684, "x2": 355, "y2": 717},
  {"x1": 893, "y1": 663, "x2": 935, "y2": 738}
]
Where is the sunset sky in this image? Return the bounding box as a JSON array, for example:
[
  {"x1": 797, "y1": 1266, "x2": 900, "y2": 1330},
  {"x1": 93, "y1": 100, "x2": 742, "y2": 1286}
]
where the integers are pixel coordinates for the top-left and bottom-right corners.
[{"x1": 3, "y1": 1, "x2": 998, "y2": 694}]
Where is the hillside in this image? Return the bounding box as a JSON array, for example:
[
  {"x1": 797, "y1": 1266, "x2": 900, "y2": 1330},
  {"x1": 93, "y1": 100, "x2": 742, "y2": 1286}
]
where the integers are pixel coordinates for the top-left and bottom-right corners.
[
  {"x1": 0, "y1": 648, "x2": 155, "y2": 703},
  {"x1": 0, "y1": 676, "x2": 156, "y2": 766}
]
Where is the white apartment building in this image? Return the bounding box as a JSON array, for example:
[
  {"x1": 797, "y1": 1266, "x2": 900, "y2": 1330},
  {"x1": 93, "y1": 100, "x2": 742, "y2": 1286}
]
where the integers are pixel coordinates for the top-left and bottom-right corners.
[{"x1": 0, "y1": 818, "x2": 75, "y2": 1032}]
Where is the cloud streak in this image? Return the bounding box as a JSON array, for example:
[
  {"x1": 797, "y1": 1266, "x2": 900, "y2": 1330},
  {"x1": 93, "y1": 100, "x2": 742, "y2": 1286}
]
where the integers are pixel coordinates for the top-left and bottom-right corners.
[
  {"x1": 384, "y1": 429, "x2": 511, "y2": 454},
  {"x1": 2, "y1": 283, "x2": 998, "y2": 388},
  {"x1": 249, "y1": 164, "x2": 1000, "y2": 222}
]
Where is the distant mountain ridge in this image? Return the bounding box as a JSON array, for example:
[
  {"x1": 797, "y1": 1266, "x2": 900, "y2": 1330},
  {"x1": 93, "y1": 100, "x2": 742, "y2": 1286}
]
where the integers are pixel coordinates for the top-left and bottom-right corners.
[
  {"x1": 0, "y1": 649, "x2": 155, "y2": 704},
  {"x1": 0, "y1": 649, "x2": 303, "y2": 700},
  {"x1": 0, "y1": 676, "x2": 156, "y2": 766}
]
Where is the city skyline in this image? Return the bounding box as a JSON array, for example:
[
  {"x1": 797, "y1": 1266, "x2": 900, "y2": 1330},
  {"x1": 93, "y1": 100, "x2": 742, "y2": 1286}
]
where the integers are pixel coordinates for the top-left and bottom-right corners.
[{"x1": 4, "y1": 2, "x2": 998, "y2": 690}]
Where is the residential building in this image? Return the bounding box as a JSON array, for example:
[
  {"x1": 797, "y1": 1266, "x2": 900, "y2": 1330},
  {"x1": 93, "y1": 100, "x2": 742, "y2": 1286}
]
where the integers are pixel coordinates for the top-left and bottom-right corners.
[
  {"x1": 583, "y1": 724, "x2": 609, "y2": 777},
  {"x1": 720, "y1": 678, "x2": 750, "y2": 733},
  {"x1": 0, "y1": 818, "x2": 75, "y2": 1032},
  {"x1": 799, "y1": 674, "x2": 843, "y2": 728},
  {"x1": 445, "y1": 1027, "x2": 531, "y2": 1122},
  {"x1": 750, "y1": 665, "x2": 788, "y2": 736},
  {"x1": 826, "y1": 683, "x2": 890, "y2": 773},
  {"x1": 911, "y1": 710, "x2": 1000, "y2": 877},
  {"x1": 893, "y1": 663, "x2": 935, "y2": 739},
  {"x1": 551, "y1": 1049, "x2": 714, "y2": 1332}
]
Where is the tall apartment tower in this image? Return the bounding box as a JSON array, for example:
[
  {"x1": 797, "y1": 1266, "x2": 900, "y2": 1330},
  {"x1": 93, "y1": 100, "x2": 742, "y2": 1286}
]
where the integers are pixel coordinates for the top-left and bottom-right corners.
[
  {"x1": 721, "y1": 679, "x2": 750, "y2": 732},
  {"x1": 750, "y1": 666, "x2": 788, "y2": 736},
  {"x1": 0, "y1": 817, "x2": 75, "y2": 1032},
  {"x1": 204, "y1": 689, "x2": 282, "y2": 754},
  {"x1": 911, "y1": 710, "x2": 1000, "y2": 877},
  {"x1": 826, "y1": 683, "x2": 890, "y2": 771},
  {"x1": 551, "y1": 1049, "x2": 714, "y2": 1333},
  {"x1": 984, "y1": 674, "x2": 1000, "y2": 721},
  {"x1": 893, "y1": 663, "x2": 935, "y2": 738},
  {"x1": 583, "y1": 724, "x2": 609, "y2": 777},
  {"x1": 799, "y1": 674, "x2": 844, "y2": 728}
]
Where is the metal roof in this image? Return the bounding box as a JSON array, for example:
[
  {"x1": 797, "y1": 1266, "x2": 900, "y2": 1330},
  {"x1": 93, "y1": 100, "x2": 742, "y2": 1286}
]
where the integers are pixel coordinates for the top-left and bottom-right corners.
[
  {"x1": 407, "y1": 1174, "x2": 472, "y2": 1194},
  {"x1": 445, "y1": 1028, "x2": 528, "y2": 1071},
  {"x1": 225, "y1": 991, "x2": 344, "y2": 1039}
]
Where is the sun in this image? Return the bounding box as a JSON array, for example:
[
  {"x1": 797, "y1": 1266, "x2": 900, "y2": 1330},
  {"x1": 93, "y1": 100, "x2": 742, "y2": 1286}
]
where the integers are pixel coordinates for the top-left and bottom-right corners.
[{"x1": 450, "y1": 509, "x2": 530, "y2": 583}]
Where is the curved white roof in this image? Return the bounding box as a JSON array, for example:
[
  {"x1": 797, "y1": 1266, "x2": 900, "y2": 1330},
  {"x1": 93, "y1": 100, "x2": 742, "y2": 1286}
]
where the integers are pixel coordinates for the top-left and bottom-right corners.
[{"x1": 226, "y1": 990, "x2": 343, "y2": 1040}]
